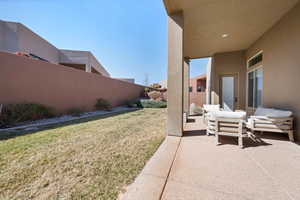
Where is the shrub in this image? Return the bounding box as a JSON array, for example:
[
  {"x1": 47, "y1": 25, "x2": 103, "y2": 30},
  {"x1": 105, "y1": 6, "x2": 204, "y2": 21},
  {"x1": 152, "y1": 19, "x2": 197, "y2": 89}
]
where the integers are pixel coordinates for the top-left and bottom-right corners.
[
  {"x1": 141, "y1": 100, "x2": 167, "y2": 108},
  {"x1": 148, "y1": 91, "x2": 162, "y2": 101},
  {"x1": 125, "y1": 99, "x2": 143, "y2": 108},
  {"x1": 67, "y1": 107, "x2": 84, "y2": 117},
  {"x1": 95, "y1": 98, "x2": 112, "y2": 111},
  {"x1": 0, "y1": 103, "x2": 55, "y2": 127},
  {"x1": 144, "y1": 87, "x2": 151, "y2": 93},
  {"x1": 149, "y1": 83, "x2": 162, "y2": 89}
]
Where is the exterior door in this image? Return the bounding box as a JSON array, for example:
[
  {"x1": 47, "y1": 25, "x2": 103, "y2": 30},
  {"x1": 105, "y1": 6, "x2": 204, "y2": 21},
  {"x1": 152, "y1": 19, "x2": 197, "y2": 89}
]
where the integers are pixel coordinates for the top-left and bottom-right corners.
[{"x1": 220, "y1": 75, "x2": 238, "y2": 111}]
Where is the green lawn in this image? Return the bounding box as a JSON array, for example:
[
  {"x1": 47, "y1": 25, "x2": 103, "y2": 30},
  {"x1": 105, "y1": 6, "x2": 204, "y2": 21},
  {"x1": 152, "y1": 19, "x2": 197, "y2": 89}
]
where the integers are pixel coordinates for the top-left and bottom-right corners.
[{"x1": 0, "y1": 108, "x2": 166, "y2": 200}]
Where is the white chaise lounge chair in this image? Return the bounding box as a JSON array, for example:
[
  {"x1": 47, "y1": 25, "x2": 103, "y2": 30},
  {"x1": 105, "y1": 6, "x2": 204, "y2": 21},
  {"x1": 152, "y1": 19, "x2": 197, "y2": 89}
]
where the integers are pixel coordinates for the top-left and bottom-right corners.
[
  {"x1": 212, "y1": 111, "x2": 248, "y2": 148},
  {"x1": 203, "y1": 104, "x2": 221, "y2": 135},
  {"x1": 247, "y1": 107, "x2": 294, "y2": 142}
]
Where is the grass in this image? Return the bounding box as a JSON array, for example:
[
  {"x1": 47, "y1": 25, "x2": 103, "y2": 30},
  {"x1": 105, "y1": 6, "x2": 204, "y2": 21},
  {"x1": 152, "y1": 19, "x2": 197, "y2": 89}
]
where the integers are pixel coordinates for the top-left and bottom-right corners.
[{"x1": 0, "y1": 108, "x2": 166, "y2": 200}]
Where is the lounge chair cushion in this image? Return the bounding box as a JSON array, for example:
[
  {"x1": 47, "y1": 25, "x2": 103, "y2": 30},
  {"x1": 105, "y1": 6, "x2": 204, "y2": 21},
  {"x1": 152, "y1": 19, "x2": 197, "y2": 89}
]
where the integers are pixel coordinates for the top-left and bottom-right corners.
[
  {"x1": 203, "y1": 104, "x2": 220, "y2": 112},
  {"x1": 190, "y1": 103, "x2": 203, "y2": 115},
  {"x1": 211, "y1": 111, "x2": 246, "y2": 120},
  {"x1": 254, "y1": 107, "x2": 292, "y2": 118}
]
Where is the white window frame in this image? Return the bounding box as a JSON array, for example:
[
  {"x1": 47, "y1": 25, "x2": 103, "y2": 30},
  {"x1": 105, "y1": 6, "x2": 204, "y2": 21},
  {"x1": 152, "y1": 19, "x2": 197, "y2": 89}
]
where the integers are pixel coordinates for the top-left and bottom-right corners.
[
  {"x1": 246, "y1": 50, "x2": 264, "y2": 111},
  {"x1": 246, "y1": 65, "x2": 263, "y2": 111},
  {"x1": 247, "y1": 50, "x2": 263, "y2": 69}
]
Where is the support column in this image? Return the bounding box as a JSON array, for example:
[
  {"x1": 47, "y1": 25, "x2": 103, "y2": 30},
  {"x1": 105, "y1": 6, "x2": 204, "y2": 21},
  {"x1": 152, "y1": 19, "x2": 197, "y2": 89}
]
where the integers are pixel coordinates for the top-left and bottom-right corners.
[
  {"x1": 206, "y1": 58, "x2": 212, "y2": 104},
  {"x1": 167, "y1": 12, "x2": 184, "y2": 137},
  {"x1": 183, "y1": 58, "x2": 190, "y2": 115}
]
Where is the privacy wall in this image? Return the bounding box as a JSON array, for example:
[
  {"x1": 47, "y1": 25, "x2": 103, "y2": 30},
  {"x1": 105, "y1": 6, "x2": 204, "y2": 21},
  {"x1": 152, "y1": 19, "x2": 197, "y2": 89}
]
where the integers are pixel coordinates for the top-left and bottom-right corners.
[{"x1": 0, "y1": 52, "x2": 144, "y2": 113}]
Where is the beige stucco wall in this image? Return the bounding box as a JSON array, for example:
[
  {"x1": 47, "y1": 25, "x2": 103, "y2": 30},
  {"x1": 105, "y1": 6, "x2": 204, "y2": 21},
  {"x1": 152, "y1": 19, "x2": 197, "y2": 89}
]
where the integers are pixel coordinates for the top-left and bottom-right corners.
[
  {"x1": 211, "y1": 51, "x2": 247, "y2": 110},
  {"x1": 167, "y1": 12, "x2": 184, "y2": 137},
  {"x1": 0, "y1": 52, "x2": 144, "y2": 113},
  {"x1": 246, "y1": 3, "x2": 300, "y2": 139},
  {"x1": 0, "y1": 20, "x2": 60, "y2": 63},
  {"x1": 183, "y1": 59, "x2": 190, "y2": 114},
  {"x1": 0, "y1": 21, "x2": 19, "y2": 53},
  {"x1": 189, "y1": 75, "x2": 206, "y2": 107},
  {"x1": 17, "y1": 24, "x2": 60, "y2": 63},
  {"x1": 0, "y1": 20, "x2": 110, "y2": 77},
  {"x1": 59, "y1": 50, "x2": 110, "y2": 77}
]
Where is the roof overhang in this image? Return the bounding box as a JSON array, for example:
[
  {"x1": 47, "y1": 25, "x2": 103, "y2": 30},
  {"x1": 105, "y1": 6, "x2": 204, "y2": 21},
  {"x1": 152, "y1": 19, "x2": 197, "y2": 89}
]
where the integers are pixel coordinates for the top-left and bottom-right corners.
[{"x1": 163, "y1": 0, "x2": 299, "y2": 58}]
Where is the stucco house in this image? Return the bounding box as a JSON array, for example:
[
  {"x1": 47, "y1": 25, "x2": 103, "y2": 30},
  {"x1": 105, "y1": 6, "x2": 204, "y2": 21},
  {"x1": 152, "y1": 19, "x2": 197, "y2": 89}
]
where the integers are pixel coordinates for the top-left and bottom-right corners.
[
  {"x1": 189, "y1": 74, "x2": 206, "y2": 107},
  {"x1": 164, "y1": 0, "x2": 300, "y2": 139},
  {"x1": 0, "y1": 19, "x2": 110, "y2": 76}
]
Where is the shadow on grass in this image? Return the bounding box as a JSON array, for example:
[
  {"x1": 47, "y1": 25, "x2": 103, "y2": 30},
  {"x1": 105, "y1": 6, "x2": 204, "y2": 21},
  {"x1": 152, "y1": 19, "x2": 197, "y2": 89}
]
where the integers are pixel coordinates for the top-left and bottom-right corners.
[{"x1": 0, "y1": 108, "x2": 141, "y2": 141}]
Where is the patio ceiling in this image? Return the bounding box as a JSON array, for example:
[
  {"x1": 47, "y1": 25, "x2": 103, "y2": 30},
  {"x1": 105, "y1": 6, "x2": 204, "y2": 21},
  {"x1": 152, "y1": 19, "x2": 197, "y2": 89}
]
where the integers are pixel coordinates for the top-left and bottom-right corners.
[{"x1": 163, "y1": 0, "x2": 299, "y2": 58}]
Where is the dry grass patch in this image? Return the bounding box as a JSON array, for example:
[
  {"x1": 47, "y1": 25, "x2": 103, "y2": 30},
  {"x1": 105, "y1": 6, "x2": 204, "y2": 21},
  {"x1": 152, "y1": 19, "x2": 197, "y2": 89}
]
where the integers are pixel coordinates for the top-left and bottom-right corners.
[{"x1": 0, "y1": 108, "x2": 166, "y2": 200}]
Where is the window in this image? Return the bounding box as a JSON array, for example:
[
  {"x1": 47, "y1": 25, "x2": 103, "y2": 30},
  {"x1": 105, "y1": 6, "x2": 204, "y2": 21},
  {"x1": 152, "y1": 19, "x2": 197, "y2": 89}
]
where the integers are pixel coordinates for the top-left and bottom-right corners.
[
  {"x1": 189, "y1": 86, "x2": 193, "y2": 92},
  {"x1": 248, "y1": 68, "x2": 263, "y2": 108},
  {"x1": 197, "y1": 86, "x2": 205, "y2": 92},
  {"x1": 196, "y1": 79, "x2": 206, "y2": 92},
  {"x1": 248, "y1": 52, "x2": 263, "y2": 68}
]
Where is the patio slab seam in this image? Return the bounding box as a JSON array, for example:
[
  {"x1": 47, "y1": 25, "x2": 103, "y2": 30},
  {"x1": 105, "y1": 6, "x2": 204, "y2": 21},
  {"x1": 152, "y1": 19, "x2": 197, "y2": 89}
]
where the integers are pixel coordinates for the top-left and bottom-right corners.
[{"x1": 158, "y1": 136, "x2": 182, "y2": 200}]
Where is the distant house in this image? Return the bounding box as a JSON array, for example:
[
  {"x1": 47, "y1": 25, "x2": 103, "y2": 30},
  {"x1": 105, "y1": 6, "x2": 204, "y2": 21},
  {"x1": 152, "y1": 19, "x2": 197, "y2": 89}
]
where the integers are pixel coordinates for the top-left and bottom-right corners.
[
  {"x1": 0, "y1": 20, "x2": 110, "y2": 76},
  {"x1": 158, "y1": 74, "x2": 206, "y2": 106},
  {"x1": 189, "y1": 74, "x2": 206, "y2": 107}
]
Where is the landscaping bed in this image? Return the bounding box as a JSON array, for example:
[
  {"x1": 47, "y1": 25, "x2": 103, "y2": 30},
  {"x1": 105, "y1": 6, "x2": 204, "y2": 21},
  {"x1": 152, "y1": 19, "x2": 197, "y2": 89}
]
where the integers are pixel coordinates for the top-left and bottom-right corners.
[
  {"x1": 0, "y1": 106, "x2": 137, "y2": 134},
  {"x1": 0, "y1": 108, "x2": 166, "y2": 199}
]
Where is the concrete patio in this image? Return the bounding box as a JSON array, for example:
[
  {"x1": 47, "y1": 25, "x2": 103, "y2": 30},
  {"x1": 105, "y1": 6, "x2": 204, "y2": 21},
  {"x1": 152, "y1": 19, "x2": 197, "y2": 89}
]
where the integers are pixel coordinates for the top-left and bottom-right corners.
[{"x1": 120, "y1": 117, "x2": 300, "y2": 200}]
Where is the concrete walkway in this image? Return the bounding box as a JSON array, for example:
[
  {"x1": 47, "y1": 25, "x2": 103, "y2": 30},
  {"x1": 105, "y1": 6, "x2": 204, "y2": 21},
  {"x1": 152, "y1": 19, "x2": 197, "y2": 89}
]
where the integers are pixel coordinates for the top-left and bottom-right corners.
[{"x1": 120, "y1": 118, "x2": 300, "y2": 200}]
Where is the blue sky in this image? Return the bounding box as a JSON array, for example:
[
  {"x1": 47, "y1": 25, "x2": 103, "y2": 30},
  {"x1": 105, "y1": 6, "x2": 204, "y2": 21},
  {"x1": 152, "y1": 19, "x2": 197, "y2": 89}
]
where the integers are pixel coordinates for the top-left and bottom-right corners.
[{"x1": 0, "y1": 0, "x2": 208, "y2": 85}]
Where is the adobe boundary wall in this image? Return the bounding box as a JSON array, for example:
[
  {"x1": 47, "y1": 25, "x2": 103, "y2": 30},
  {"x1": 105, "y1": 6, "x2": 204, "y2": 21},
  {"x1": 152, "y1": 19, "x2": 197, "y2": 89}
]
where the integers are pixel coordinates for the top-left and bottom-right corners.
[{"x1": 0, "y1": 52, "x2": 144, "y2": 113}]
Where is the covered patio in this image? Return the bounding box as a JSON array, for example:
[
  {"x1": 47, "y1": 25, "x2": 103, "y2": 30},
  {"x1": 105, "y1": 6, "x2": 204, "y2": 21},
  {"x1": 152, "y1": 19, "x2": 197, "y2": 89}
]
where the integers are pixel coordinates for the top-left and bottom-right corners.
[
  {"x1": 120, "y1": 1, "x2": 300, "y2": 199},
  {"x1": 161, "y1": 129, "x2": 300, "y2": 200},
  {"x1": 165, "y1": 0, "x2": 300, "y2": 139},
  {"x1": 120, "y1": 117, "x2": 300, "y2": 200}
]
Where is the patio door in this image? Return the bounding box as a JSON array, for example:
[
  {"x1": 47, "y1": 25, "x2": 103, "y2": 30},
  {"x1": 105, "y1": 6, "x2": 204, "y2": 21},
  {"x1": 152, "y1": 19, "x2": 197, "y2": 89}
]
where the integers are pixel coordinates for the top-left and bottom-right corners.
[
  {"x1": 247, "y1": 67, "x2": 263, "y2": 110},
  {"x1": 220, "y1": 75, "x2": 238, "y2": 111}
]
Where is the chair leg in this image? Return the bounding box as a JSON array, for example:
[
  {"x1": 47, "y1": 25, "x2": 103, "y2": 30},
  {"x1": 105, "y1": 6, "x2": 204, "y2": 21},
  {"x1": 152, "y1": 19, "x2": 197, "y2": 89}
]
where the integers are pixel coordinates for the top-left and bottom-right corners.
[
  {"x1": 238, "y1": 136, "x2": 243, "y2": 148},
  {"x1": 206, "y1": 123, "x2": 210, "y2": 136},
  {"x1": 215, "y1": 133, "x2": 219, "y2": 146},
  {"x1": 247, "y1": 131, "x2": 256, "y2": 142},
  {"x1": 288, "y1": 131, "x2": 294, "y2": 142}
]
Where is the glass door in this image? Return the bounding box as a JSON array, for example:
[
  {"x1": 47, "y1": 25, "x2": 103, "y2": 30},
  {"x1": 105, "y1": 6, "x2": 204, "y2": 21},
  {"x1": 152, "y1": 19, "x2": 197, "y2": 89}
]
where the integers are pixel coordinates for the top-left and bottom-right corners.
[{"x1": 247, "y1": 67, "x2": 263, "y2": 110}]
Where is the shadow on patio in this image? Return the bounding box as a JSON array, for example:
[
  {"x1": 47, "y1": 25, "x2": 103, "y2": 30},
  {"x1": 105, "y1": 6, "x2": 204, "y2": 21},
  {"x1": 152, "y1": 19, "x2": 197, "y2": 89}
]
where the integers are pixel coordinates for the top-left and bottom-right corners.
[
  {"x1": 159, "y1": 115, "x2": 300, "y2": 199},
  {"x1": 120, "y1": 115, "x2": 300, "y2": 200}
]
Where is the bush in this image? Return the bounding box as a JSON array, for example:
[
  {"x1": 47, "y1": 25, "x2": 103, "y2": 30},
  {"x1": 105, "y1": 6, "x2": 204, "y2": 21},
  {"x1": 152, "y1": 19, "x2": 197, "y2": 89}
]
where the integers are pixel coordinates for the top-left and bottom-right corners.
[
  {"x1": 148, "y1": 91, "x2": 162, "y2": 101},
  {"x1": 141, "y1": 100, "x2": 167, "y2": 108},
  {"x1": 67, "y1": 107, "x2": 84, "y2": 117},
  {"x1": 0, "y1": 103, "x2": 55, "y2": 127},
  {"x1": 95, "y1": 98, "x2": 112, "y2": 111},
  {"x1": 149, "y1": 83, "x2": 162, "y2": 89},
  {"x1": 125, "y1": 99, "x2": 143, "y2": 108}
]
